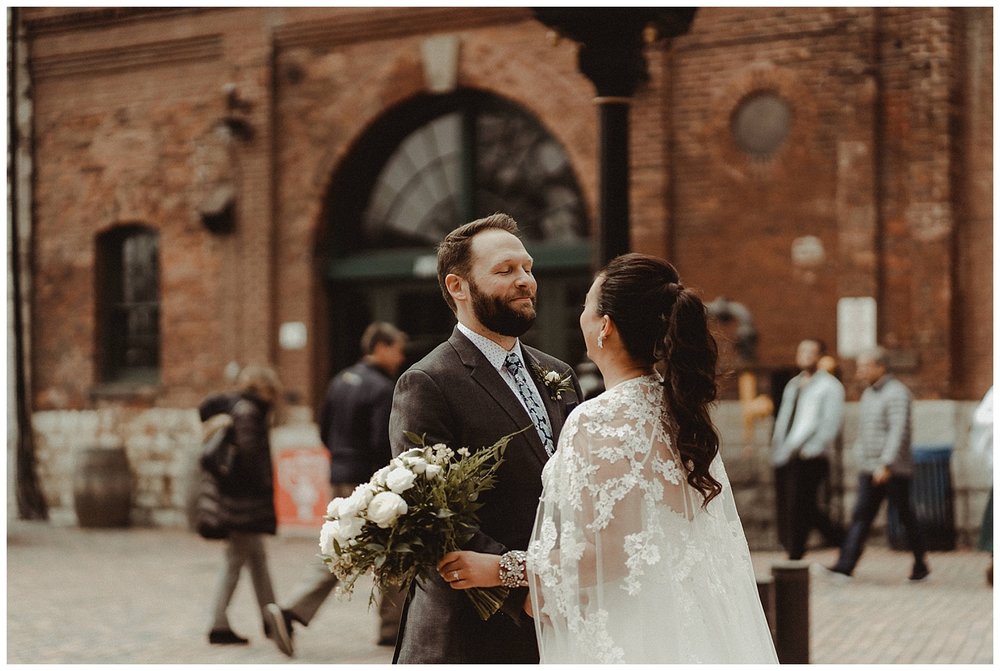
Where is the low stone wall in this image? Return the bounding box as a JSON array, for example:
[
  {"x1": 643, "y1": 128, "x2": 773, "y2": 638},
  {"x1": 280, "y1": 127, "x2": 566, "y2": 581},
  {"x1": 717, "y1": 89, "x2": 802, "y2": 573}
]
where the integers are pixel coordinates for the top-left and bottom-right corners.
[
  {"x1": 29, "y1": 400, "x2": 991, "y2": 550},
  {"x1": 32, "y1": 408, "x2": 203, "y2": 527}
]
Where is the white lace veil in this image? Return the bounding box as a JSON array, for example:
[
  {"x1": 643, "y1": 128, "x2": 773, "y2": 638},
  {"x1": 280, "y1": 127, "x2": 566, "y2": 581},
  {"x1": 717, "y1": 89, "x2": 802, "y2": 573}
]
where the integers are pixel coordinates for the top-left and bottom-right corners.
[{"x1": 526, "y1": 375, "x2": 778, "y2": 664}]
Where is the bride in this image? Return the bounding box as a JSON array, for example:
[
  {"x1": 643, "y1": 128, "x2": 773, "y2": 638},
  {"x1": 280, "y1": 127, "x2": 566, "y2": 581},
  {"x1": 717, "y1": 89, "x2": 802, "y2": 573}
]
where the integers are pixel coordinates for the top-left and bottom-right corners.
[
  {"x1": 523, "y1": 254, "x2": 776, "y2": 663},
  {"x1": 436, "y1": 253, "x2": 777, "y2": 663}
]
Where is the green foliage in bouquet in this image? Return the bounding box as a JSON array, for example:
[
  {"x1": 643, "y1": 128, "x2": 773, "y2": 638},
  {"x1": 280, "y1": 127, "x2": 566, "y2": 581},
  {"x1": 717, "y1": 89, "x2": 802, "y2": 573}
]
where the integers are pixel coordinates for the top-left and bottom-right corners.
[{"x1": 319, "y1": 428, "x2": 528, "y2": 620}]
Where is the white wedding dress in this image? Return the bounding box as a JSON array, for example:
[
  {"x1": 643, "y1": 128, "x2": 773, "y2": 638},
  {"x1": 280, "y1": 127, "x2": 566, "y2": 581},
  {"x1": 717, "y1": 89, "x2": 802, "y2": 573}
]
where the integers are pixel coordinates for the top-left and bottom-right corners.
[{"x1": 527, "y1": 375, "x2": 778, "y2": 664}]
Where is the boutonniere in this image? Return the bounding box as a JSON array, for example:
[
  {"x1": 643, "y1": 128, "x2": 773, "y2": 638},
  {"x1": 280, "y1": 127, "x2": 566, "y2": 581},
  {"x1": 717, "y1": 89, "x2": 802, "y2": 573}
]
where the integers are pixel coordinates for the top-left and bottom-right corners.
[{"x1": 529, "y1": 360, "x2": 575, "y2": 401}]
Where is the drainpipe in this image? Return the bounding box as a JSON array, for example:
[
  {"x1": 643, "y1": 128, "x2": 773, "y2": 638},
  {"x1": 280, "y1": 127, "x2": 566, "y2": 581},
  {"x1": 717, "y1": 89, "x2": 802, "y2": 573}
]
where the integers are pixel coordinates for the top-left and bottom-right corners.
[{"x1": 8, "y1": 7, "x2": 47, "y2": 520}]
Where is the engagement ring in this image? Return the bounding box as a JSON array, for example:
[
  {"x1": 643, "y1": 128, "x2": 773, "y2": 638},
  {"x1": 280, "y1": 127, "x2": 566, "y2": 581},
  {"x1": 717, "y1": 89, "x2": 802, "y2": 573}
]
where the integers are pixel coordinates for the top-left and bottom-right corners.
[{"x1": 452, "y1": 571, "x2": 459, "y2": 581}]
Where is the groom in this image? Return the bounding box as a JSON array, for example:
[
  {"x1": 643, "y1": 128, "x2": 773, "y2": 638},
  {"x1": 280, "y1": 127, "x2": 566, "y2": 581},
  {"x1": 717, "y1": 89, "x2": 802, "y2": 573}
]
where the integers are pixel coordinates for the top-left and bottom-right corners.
[{"x1": 387, "y1": 213, "x2": 582, "y2": 664}]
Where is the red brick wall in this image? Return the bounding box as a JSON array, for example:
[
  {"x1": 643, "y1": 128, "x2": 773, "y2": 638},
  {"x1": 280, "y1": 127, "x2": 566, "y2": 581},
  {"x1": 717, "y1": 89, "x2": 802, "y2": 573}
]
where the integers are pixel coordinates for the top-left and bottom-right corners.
[
  {"x1": 29, "y1": 12, "x2": 236, "y2": 409},
  {"x1": 876, "y1": 8, "x2": 960, "y2": 399},
  {"x1": 653, "y1": 7, "x2": 989, "y2": 400},
  {"x1": 22, "y1": 7, "x2": 991, "y2": 411},
  {"x1": 665, "y1": 8, "x2": 875, "y2": 393}
]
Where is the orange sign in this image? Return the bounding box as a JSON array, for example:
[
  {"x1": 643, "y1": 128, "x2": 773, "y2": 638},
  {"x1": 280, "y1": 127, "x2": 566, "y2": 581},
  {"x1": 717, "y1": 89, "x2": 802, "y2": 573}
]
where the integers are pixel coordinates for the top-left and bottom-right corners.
[{"x1": 274, "y1": 447, "x2": 332, "y2": 529}]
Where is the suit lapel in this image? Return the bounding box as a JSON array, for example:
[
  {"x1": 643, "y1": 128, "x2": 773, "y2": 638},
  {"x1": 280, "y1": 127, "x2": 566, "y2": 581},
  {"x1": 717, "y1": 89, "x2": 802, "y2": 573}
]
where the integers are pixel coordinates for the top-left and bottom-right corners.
[{"x1": 449, "y1": 329, "x2": 549, "y2": 466}]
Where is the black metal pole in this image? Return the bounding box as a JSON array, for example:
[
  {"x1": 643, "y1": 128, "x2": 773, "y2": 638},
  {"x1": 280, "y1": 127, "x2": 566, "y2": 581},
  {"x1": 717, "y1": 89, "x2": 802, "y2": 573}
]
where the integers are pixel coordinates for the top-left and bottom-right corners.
[
  {"x1": 531, "y1": 8, "x2": 697, "y2": 272},
  {"x1": 597, "y1": 98, "x2": 631, "y2": 268}
]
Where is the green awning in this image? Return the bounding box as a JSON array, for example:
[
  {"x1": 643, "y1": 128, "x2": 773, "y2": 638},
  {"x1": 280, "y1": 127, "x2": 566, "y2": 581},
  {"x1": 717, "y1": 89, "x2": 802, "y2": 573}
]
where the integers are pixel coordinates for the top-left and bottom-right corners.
[{"x1": 326, "y1": 242, "x2": 591, "y2": 281}]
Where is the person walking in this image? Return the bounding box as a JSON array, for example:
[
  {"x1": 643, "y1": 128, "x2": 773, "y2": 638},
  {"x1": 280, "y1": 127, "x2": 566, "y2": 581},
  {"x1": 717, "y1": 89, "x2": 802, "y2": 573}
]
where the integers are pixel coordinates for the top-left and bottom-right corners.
[
  {"x1": 771, "y1": 338, "x2": 846, "y2": 560},
  {"x1": 206, "y1": 365, "x2": 282, "y2": 646},
  {"x1": 828, "y1": 346, "x2": 930, "y2": 581},
  {"x1": 387, "y1": 213, "x2": 582, "y2": 664},
  {"x1": 264, "y1": 322, "x2": 409, "y2": 656}
]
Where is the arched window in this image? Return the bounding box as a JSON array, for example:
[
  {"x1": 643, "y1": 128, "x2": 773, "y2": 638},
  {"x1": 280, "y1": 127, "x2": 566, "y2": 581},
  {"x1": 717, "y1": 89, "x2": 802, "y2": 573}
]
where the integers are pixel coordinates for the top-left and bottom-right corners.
[
  {"x1": 361, "y1": 93, "x2": 588, "y2": 247},
  {"x1": 96, "y1": 225, "x2": 160, "y2": 383},
  {"x1": 321, "y1": 90, "x2": 591, "y2": 379}
]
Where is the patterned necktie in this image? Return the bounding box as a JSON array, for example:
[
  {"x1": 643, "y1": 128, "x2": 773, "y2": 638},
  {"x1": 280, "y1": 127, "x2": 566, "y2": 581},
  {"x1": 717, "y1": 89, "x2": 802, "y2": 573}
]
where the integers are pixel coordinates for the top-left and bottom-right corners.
[{"x1": 504, "y1": 352, "x2": 555, "y2": 456}]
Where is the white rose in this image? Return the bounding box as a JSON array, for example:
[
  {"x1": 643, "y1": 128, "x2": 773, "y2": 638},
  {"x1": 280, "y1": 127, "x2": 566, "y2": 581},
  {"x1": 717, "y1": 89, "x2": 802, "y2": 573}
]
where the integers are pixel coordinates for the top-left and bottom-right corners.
[
  {"x1": 333, "y1": 515, "x2": 365, "y2": 544},
  {"x1": 366, "y1": 491, "x2": 408, "y2": 528},
  {"x1": 372, "y1": 465, "x2": 392, "y2": 487},
  {"x1": 337, "y1": 494, "x2": 363, "y2": 518},
  {"x1": 403, "y1": 455, "x2": 428, "y2": 474},
  {"x1": 399, "y1": 447, "x2": 424, "y2": 459},
  {"x1": 424, "y1": 463, "x2": 443, "y2": 480},
  {"x1": 385, "y1": 466, "x2": 417, "y2": 493},
  {"x1": 326, "y1": 497, "x2": 347, "y2": 519},
  {"x1": 319, "y1": 520, "x2": 338, "y2": 555},
  {"x1": 545, "y1": 371, "x2": 562, "y2": 384},
  {"x1": 341, "y1": 483, "x2": 376, "y2": 516}
]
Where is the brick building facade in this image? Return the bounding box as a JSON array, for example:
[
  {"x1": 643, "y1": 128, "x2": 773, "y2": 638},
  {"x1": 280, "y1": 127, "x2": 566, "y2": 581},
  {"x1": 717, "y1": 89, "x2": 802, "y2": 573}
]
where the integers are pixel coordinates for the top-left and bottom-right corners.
[{"x1": 10, "y1": 7, "x2": 992, "y2": 545}]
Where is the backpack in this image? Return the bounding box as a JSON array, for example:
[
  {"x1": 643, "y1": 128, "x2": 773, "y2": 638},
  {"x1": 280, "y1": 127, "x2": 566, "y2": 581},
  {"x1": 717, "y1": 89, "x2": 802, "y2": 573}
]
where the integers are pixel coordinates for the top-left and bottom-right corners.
[{"x1": 195, "y1": 412, "x2": 236, "y2": 539}]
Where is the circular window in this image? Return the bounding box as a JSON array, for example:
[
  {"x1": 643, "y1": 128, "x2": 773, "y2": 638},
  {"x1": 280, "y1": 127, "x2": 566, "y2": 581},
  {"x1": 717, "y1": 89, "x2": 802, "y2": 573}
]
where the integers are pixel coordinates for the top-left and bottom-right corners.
[{"x1": 730, "y1": 91, "x2": 792, "y2": 160}]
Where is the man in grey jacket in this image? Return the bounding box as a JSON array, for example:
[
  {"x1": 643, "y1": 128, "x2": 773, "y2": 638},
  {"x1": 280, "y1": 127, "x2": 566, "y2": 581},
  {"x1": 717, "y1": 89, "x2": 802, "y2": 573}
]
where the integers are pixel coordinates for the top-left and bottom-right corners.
[
  {"x1": 771, "y1": 338, "x2": 845, "y2": 560},
  {"x1": 828, "y1": 346, "x2": 929, "y2": 580}
]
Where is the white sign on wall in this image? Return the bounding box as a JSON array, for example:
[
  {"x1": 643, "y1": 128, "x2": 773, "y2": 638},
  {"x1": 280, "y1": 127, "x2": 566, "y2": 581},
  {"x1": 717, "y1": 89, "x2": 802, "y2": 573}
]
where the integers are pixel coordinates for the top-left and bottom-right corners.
[
  {"x1": 837, "y1": 297, "x2": 877, "y2": 358},
  {"x1": 279, "y1": 321, "x2": 308, "y2": 350}
]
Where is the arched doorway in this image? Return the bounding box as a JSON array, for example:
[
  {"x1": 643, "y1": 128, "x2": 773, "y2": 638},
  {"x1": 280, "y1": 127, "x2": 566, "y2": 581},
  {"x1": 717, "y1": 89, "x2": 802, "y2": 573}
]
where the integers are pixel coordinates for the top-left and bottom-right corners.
[{"x1": 319, "y1": 89, "x2": 592, "y2": 384}]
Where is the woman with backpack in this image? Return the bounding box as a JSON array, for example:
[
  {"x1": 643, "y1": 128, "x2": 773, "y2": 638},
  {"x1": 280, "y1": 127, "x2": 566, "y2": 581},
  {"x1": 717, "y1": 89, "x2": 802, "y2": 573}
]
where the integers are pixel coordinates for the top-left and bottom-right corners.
[{"x1": 204, "y1": 364, "x2": 282, "y2": 646}]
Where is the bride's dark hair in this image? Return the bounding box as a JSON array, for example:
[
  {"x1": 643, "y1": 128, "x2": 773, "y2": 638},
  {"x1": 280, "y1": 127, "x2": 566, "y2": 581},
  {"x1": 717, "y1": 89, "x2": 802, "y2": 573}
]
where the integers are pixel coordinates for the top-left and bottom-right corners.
[{"x1": 597, "y1": 253, "x2": 723, "y2": 506}]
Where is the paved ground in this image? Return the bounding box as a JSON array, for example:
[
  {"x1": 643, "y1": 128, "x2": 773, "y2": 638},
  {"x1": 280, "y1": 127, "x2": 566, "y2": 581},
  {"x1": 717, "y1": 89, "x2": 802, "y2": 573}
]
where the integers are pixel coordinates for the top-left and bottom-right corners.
[{"x1": 6, "y1": 517, "x2": 993, "y2": 664}]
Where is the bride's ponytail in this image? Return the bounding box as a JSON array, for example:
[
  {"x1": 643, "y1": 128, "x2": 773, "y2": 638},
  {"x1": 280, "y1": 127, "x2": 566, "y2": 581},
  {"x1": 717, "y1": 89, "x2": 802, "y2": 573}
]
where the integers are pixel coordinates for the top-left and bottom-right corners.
[
  {"x1": 597, "y1": 254, "x2": 722, "y2": 507},
  {"x1": 662, "y1": 285, "x2": 722, "y2": 507}
]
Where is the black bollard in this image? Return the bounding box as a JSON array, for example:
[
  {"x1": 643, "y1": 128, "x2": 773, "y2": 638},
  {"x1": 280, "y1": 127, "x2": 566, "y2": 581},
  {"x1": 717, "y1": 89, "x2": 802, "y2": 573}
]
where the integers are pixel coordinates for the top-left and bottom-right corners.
[{"x1": 771, "y1": 560, "x2": 810, "y2": 663}]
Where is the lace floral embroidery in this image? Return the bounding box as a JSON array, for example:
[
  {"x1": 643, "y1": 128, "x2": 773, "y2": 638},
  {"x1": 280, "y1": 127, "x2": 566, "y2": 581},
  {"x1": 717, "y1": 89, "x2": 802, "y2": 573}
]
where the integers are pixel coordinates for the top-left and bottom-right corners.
[
  {"x1": 573, "y1": 609, "x2": 625, "y2": 663},
  {"x1": 528, "y1": 375, "x2": 776, "y2": 663}
]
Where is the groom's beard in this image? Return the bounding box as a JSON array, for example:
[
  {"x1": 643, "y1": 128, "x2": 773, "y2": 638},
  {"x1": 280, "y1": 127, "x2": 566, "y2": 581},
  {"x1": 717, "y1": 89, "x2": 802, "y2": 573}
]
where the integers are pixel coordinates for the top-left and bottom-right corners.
[{"x1": 469, "y1": 279, "x2": 537, "y2": 338}]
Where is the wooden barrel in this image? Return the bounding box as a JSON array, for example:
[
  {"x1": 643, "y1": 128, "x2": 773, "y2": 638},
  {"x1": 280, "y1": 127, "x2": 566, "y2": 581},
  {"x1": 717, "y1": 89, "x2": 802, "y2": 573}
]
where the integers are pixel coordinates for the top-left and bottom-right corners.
[{"x1": 73, "y1": 446, "x2": 133, "y2": 527}]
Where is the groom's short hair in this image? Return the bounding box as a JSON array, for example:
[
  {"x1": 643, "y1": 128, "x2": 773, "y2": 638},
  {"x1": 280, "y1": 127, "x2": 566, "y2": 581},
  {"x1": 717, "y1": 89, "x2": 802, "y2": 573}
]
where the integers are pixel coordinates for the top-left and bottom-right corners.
[{"x1": 436, "y1": 213, "x2": 520, "y2": 313}]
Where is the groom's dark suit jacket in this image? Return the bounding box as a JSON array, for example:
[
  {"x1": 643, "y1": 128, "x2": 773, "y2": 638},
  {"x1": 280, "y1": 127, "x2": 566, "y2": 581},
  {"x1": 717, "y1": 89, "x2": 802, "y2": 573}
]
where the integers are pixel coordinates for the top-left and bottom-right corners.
[{"x1": 388, "y1": 327, "x2": 582, "y2": 664}]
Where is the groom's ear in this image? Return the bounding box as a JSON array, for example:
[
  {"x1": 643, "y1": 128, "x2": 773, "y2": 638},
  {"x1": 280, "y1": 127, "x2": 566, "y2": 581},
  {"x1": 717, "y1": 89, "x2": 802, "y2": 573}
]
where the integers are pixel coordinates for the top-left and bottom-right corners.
[{"x1": 445, "y1": 273, "x2": 467, "y2": 303}]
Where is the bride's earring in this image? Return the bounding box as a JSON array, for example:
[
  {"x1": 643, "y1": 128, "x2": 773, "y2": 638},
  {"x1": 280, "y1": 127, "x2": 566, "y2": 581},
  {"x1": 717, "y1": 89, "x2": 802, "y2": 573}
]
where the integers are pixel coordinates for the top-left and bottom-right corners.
[{"x1": 597, "y1": 333, "x2": 604, "y2": 349}]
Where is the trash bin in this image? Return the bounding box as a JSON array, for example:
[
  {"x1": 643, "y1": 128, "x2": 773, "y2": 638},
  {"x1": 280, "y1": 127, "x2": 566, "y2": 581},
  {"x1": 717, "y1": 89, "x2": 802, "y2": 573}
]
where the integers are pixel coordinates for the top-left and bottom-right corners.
[{"x1": 888, "y1": 445, "x2": 956, "y2": 551}]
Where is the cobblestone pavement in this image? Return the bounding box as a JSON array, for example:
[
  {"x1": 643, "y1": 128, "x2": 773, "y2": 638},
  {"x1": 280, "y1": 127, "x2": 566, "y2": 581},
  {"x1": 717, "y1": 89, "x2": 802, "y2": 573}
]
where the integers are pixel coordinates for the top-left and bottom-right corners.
[{"x1": 6, "y1": 518, "x2": 993, "y2": 664}]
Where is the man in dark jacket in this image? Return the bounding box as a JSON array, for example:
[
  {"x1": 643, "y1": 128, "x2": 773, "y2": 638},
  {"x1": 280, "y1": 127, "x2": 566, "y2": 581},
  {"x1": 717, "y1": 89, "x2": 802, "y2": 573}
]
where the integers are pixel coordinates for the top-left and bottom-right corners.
[
  {"x1": 319, "y1": 323, "x2": 406, "y2": 485},
  {"x1": 264, "y1": 322, "x2": 407, "y2": 657},
  {"x1": 388, "y1": 214, "x2": 581, "y2": 664}
]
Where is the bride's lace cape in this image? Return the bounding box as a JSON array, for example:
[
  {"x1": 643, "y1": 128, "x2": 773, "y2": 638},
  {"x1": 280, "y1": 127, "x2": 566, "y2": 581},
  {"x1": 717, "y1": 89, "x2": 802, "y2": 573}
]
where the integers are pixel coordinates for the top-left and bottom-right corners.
[{"x1": 526, "y1": 375, "x2": 777, "y2": 664}]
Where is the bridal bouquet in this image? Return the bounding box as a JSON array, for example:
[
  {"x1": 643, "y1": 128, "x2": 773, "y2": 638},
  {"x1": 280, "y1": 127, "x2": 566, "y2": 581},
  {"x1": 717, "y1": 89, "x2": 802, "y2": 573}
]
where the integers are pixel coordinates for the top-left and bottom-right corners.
[{"x1": 319, "y1": 429, "x2": 524, "y2": 620}]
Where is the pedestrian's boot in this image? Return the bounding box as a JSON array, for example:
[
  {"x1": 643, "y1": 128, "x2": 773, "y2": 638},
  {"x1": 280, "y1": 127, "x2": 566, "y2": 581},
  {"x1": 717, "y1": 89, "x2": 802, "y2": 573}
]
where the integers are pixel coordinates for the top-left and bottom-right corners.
[
  {"x1": 264, "y1": 603, "x2": 295, "y2": 657},
  {"x1": 908, "y1": 562, "x2": 930, "y2": 582},
  {"x1": 209, "y1": 628, "x2": 249, "y2": 645}
]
